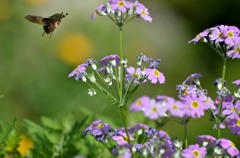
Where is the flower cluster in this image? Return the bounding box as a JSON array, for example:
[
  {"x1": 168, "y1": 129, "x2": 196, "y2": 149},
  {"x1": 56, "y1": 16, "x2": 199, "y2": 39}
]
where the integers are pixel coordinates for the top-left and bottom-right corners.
[
  {"x1": 189, "y1": 25, "x2": 240, "y2": 59},
  {"x1": 91, "y1": 0, "x2": 152, "y2": 29},
  {"x1": 83, "y1": 120, "x2": 114, "y2": 142},
  {"x1": 130, "y1": 73, "x2": 213, "y2": 120},
  {"x1": 131, "y1": 73, "x2": 240, "y2": 137},
  {"x1": 69, "y1": 0, "x2": 240, "y2": 156},
  {"x1": 197, "y1": 135, "x2": 239, "y2": 157},
  {"x1": 69, "y1": 54, "x2": 165, "y2": 104},
  {"x1": 84, "y1": 121, "x2": 178, "y2": 157},
  {"x1": 214, "y1": 89, "x2": 240, "y2": 136},
  {"x1": 84, "y1": 120, "x2": 239, "y2": 157}
]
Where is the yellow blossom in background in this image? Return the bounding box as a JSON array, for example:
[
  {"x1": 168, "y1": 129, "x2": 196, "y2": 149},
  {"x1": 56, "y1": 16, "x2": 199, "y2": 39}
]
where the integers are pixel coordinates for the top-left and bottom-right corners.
[
  {"x1": 25, "y1": 0, "x2": 50, "y2": 6},
  {"x1": 0, "y1": 0, "x2": 12, "y2": 22},
  {"x1": 17, "y1": 136, "x2": 33, "y2": 156},
  {"x1": 58, "y1": 33, "x2": 94, "y2": 65}
]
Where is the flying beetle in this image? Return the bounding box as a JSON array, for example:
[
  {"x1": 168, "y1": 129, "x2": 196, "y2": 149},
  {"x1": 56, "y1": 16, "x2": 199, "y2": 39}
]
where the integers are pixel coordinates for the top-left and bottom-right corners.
[{"x1": 24, "y1": 12, "x2": 68, "y2": 37}]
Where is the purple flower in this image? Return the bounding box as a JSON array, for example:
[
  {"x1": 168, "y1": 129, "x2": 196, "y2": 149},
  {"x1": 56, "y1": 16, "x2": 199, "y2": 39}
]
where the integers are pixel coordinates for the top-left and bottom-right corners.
[
  {"x1": 128, "y1": 123, "x2": 148, "y2": 133},
  {"x1": 149, "y1": 58, "x2": 161, "y2": 69},
  {"x1": 135, "y1": 2, "x2": 152, "y2": 22},
  {"x1": 129, "y1": 96, "x2": 151, "y2": 112},
  {"x1": 111, "y1": 0, "x2": 132, "y2": 13},
  {"x1": 182, "y1": 73, "x2": 202, "y2": 85},
  {"x1": 178, "y1": 86, "x2": 198, "y2": 100},
  {"x1": 145, "y1": 68, "x2": 165, "y2": 84},
  {"x1": 140, "y1": 130, "x2": 175, "y2": 157},
  {"x1": 156, "y1": 131, "x2": 175, "y2": 157},
  {"x1": 126, "y1": 67, "x2": 145, "y2": 83},
  {"x1": 233, "y1": 79, "x2": 240, "y2": 88},
  {"x1": 167, "y1": 100, "x2": 185, "y2": 118},
  {"x1": 120, "y1": 151, "x2": 132, "y2": 158},
  {"x1": 182, "y1": 144, "x2": 207, "y2": 158},
  {"x1": 224, "y1": 26, "x2": 240, "y2": 46},
  {"x1": 189, "y1": 25, "x2": 240, "y2": 52},
  {"x1": 216, "y1": 87, "x2": 231, "y2": 97},
  {"x1": 214, "y1": 78, "x2": 227, "y2": 89},
  {"x1": 135, "y1": 144, "x2": 143, "y2": 153},
  {"x1": 184, "y1": 95, "x2": 208, "y2": 118},
  {"x1": 155, "y1": 95, "x2": 174, "y2": 103},
  {"x1": 218, "y1": 138, "x2": 239, "y2": 157},
  {"x1": 209, "y1": 25, "x2": 227, "y2": 43},
  {"x1": 68, "y1": 63, "x2": 87, "y2": 81},
  {"x1": 83, "y1": 120, "x2": 113, "y2": 142},
  {"x1": 143, "y1": 99, "x2": 167, "y2": 120},
  {"x1": 188, "y1": 29, "x2": 209, "y2": 44},
  {"x1": 112, "y1": 131, "x2": 134, "y2": 147},
  {"x1": 145, "y1": 127, "x2": 157, "y2": 138},
  {"x1": 226, "y1": 114, "x2": 240, "y2": 135},
  {"x1": 137, "y1": 53, "x2": 149, "y2": 65},
  {"x1": 91, "y1": 4, "x2": 109, "y2": 20},
  {"x1": 227, "y1": 44, "x2": 240, "y2": 59},
  {"x1": 85, "y1": 58, "x2": 97, "y2": 70},
  {"x1": 222, "y1": 101, "x2": 240, "y2": 119},
  {"x1": 197, "y1": 135, "x2": 217, "y2": 147},
  {"x1": 198, "y1": 93, "x2": 216, "y2": 110},
  {"x1": 111, "y1": 146, "x2": 132, "y2": 158},
  {"x1": 100, "y1": 54, "x2": 120, "y2": 66}
]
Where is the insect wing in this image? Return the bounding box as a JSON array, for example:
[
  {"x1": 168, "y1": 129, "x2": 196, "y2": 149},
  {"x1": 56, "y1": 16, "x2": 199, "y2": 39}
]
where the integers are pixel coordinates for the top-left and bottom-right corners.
[
  {"x1": 24, "y1": 15, "x2": 45, "y2": 25},
  {"x1": 49, "y1": 12, "x2": 66, "y2": 21}
]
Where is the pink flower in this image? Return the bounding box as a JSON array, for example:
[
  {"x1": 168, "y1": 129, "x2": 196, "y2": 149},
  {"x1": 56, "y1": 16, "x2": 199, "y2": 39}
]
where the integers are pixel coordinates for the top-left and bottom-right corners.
[
  {"x1": 143, "y1": 99, "x2": 167, "y2": 120},
  {"x1": 182, "y1": 144, "x2": 207, "y2": 158},
  {"x1": 112, "y1": 131, "x2": 134, "y2": 147},
  {"x1": 129, "y1": 96, "x2": 151, "y2": 112},
  {"x1": 145, "y1": 68, "x2": 165, "y2": 84},
  {"x1": 111, "y1": 0, "x2": 132, "y2": 13}
]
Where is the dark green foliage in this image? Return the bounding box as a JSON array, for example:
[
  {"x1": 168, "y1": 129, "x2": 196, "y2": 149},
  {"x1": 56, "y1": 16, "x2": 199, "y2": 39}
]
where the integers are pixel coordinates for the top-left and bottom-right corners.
[
  {"x1": 0, "y1": 128, "x2": 22, "y2": 158},
  {"x1": 0, "y1": 117, "x2": 16, "y2": 144},
  {"x1": 25, "y1": 116, "x2": 88, "y2": 158}
]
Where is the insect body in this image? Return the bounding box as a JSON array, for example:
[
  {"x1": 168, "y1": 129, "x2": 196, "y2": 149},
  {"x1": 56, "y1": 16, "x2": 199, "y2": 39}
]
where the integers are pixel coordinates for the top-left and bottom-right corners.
[{"x1": 24, "y1": 12, "x2": 68, "y2": 37}]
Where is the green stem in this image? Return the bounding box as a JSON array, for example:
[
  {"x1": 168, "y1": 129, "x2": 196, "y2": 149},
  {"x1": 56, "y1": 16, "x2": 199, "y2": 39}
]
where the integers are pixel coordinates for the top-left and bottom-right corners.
[
  {"x1": 184, "y1": 123, "x2": 188, "y2": 148},
  {"x1": 119, "y1": 30, "x2": 123, "y2": 103},
  {"x1": 118, "y1": 28, "x2": 133, "y2": 155},
  {"x1": 120, "y1": 106, "x2": 131, "y2": 143},
  {"x1": 119, "y1": 29, "x2": 123, "y2": 59},
  {"x1": 217, "y1": 58, "x2": 227, "y2": 139}
]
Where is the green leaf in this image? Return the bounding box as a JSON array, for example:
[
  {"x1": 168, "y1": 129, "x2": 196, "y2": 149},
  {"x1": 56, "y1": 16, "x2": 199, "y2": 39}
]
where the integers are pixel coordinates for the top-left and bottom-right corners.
[
  {"x1": 25, "y1": 119, "x2": 45, "y2": 134},
  {"x1": 41, "y1": 116, "x2": 61, "y2": 131},
  {"x1": 0, "y1": 117, "x2": 16, "y2": 144}
]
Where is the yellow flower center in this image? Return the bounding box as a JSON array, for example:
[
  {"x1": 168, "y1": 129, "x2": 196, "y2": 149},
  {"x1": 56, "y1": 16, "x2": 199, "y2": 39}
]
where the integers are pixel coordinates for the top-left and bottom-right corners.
[
  {"x1": 218, "y1": 32, "x2": 223, "y2": 38},
  {"x1": 205, "y1": 98, "x2": 210, "y2": 103},
  {"x1": 173, "y1": 104, "x2": 178, "y2": 110},
  {"x1": 231, "y1": 107, "x2": 236, "y2": 113},
  {"x1": 196, "y1": 34, "x2": 200, "y2": 38},
  {"x1": 154, "y1": 69, "x2": 160, "y2": 77},
  {"x1": 97, "y1": 123, "x2": 103, "y2": 129},
  {"x1": 133, "y1": 73, "x2": 138, "y2": 78},
  {"x1": 142, "y1": 10, "x2": 146, "y2": 16},
  {"x1": 237, "y1": 119, "x2": 240, "y2": 127},
  {"x1": 192, "y1": 150, "x2": 200, "y2": 157},
  {"x1": 152, "y1": 107, "x2": 157, "y2": 112},
  {"x1": 191, "y1": 101, "x2": 200, "y2": 109},
  {"x1": 118, "y1": 1, "x2": 124, "y2": 6},
  {"x1": 183, "y1": 91, "x2": 189, "y2": 96},
  {"x1": 228, "y1": 30, "x2": 234, "y2": 38},
  {"x1": 230, "y1": 141, "x2": 235, "y2": 148},
  {"x1": 136, "y1": 100, "x2": 142, "y2": 106},
  {"x1": 123, "y1": 136, "x2": 128, "y2": 142},
  {"x1": 235, "y1": 46, "x2": 240, "y2": 52}
]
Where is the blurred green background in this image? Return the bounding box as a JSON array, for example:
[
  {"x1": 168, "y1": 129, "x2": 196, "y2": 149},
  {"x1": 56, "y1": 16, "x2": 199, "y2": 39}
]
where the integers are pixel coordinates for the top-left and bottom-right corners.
[{"x1": 1, "y1": 0, "x2": 240, "y2": 147}]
